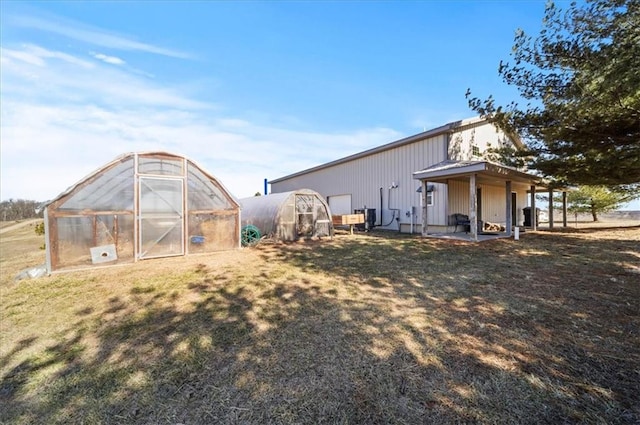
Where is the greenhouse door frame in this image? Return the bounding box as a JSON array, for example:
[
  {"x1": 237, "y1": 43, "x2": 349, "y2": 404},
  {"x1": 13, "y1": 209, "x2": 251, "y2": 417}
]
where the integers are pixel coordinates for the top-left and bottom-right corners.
[
  {"x1": 137, "y1": 176, "x2": 185, "y2": 260},
  {"x1": 295, "y1": 194, "x2": 331, "y2": 238}
]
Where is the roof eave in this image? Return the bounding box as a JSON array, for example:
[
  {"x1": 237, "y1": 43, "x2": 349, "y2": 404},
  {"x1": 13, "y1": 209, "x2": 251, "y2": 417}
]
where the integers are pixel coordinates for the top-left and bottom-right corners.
[
  {"x1": 269, "y1": 117, "x2": 496, "y2": 184},
  {"x1": 413, "y1": 160, "x2": 543, "y2": 186},
  {"x1": 412, "y1": 162, "x2": 488, "y2": 180},
  {"x1": 269, "y1": 123, "x2": 455, "y2": 184}
]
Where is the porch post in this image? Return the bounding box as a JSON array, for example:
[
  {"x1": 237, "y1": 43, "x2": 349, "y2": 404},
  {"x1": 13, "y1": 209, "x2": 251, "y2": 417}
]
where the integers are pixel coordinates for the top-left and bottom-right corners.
[
  {"x1": 505, "y1": 180, "x2": 512, "y2": 237},
  {"x1": 530, "y1": 185, "x2": 537, "y2": 231},
  {"x1": 548, "y1": 188, "x2": 554, "y2": 229},
  {"x1": 470, "y1": 174, "x2": 478, "y2": 241},
  {"x1": 421, "y1": 179, "x2": 428, "y2": 237},
  {"x1": 562, "y1": 191, "x2": 568, "y2": 227}
]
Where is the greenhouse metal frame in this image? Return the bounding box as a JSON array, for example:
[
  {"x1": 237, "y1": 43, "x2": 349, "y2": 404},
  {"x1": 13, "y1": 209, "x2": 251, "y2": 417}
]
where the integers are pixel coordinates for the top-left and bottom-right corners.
[{"x1": 44, "y1": 152, "x2": 240, "y2": 272}]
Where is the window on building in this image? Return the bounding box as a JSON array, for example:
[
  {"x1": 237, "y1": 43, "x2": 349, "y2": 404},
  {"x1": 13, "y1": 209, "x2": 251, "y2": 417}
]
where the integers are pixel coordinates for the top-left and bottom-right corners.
[
  {"x1": 471, "y1": 145, "x2": 481, "y2": 157},
  {"x1": 417, "y1": 184, "x2": 434, "y2": 206},
  {"x1": 426, "y1": 191, "x2": 433, "y2": 206}
]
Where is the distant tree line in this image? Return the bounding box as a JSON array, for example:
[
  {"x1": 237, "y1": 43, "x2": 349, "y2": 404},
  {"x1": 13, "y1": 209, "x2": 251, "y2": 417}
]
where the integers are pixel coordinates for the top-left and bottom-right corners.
[{"x1": 0, "y1": 199, "x2": 44, "y2": 221}]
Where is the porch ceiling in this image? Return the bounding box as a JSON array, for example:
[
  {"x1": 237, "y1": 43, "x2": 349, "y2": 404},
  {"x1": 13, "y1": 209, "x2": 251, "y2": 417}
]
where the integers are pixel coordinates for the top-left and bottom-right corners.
[{"x1": 413, "y1": 160, "x2": 545, "y2": 190}]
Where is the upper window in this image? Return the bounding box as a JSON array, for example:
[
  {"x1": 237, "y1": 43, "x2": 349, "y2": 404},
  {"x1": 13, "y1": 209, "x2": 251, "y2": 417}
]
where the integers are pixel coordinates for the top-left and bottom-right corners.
[{"x1": 471, "y1": 145, "x2": 481, "y2": 157}]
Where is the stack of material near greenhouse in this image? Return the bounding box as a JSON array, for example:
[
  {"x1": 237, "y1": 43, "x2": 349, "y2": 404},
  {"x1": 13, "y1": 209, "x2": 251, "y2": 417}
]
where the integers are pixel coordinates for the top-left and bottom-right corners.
[
  {"x1": 239, "y1": 189, "x2": 333, "y2": 241},
  {"x1": 44, "y1": 152, "x2": 240, "y2": 273}
]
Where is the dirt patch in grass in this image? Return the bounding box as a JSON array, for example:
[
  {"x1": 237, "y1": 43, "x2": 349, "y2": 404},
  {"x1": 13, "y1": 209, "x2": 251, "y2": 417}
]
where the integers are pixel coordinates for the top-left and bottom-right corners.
[{"x1": 1, "y1": 225, "x2": 639, "y2": 424}]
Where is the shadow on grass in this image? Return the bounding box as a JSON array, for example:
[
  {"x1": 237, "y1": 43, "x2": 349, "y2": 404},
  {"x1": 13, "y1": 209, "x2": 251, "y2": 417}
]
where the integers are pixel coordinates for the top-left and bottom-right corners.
[
  {"x1": 1, "y1": 229, "x2": 639, "y2": 423},
  {"x1": 260, "y1": 230, "x2": 640, "y2": 422}
]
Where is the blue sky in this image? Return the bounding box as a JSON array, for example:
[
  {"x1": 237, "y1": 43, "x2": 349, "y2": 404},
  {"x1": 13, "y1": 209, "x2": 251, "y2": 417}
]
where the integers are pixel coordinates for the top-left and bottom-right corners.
[{"x1": 2, "y1": 0, "x2": 636, "y2": 209}]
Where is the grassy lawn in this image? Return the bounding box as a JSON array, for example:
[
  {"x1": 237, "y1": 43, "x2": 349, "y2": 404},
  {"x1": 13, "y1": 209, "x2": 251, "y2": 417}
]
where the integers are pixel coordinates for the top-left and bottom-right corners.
[{"x1": 1, "y1": 222, "x2": 639, "y2": 424}]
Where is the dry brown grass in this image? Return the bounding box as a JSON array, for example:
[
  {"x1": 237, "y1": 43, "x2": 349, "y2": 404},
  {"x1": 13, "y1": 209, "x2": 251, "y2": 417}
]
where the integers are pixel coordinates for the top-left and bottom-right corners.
[{"x1": 1, "y1": 222, "x2": 639, "y2": 424}]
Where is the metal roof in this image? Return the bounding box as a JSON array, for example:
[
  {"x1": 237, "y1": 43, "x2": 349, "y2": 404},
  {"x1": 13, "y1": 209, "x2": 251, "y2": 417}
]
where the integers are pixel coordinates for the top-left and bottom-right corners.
[
  {"x1": 413, "y1": 159, "x2": 546, "y2": 189},
  {"x1": 269, "y1": 116, "x2": 521, "y2": 184}
]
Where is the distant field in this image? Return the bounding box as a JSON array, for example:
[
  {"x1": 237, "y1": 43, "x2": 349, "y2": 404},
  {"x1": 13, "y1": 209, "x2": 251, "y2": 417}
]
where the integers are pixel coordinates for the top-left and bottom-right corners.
[
  {"x1": 1, "y1": 221, "x2": 639, "y2": 424},
  {"x1": 539, "y1": 210, "x2": 640, "y2": 228}
]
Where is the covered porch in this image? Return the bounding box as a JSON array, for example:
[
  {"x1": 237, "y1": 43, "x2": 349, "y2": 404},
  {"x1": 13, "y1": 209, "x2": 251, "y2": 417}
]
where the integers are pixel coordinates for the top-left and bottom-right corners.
[{"x1": 413, "y1": 160, "x2": 568, "y2": 241}]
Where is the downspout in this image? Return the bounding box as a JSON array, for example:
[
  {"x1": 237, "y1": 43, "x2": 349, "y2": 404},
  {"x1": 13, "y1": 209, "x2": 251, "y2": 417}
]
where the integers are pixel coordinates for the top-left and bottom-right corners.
[{"x1": 379, "y1": 187, "x2": 383, "y2": 226}]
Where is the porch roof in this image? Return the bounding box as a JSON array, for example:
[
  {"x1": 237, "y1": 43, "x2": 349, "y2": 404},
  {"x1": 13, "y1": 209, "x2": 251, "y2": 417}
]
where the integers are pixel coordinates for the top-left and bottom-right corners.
[{"x1": 413, "y1": 160, "x2": 545, "y2": 189}]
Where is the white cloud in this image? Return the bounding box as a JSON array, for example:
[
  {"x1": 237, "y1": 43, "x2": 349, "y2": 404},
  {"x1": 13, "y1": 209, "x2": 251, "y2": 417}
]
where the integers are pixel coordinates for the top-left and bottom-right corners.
[
  {"x1": 0, "y1": 43, "x2": 400, "y2": 202},
  {"x1": 9, "y1": 14, "x2": 190, "y2": 59},
  {"x1": 1, "y1": 47, "x2": 46, "y2": 66},
  {"x1": 91, "y1": 52, "x2": 126, "y2": 66},
  {"x1": 1, "y1": 45, "x2": 206, "y2": 109},
  {"x1": 2, "y1": 44, "x2": 95, "y2": 69}
]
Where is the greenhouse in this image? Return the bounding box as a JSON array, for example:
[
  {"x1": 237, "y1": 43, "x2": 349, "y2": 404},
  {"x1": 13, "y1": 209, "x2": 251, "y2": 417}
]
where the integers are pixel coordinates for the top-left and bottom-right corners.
[
  {"x1": 239, "y1": 189, "x2": 333, "y2": 242},
  {"x1": 44, "y1": 152, "x2": 240, "y2": 272}
]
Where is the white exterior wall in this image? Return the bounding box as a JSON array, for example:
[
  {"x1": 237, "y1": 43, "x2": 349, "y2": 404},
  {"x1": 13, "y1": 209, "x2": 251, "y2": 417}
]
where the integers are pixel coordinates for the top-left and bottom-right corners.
[
  {"x1": 271, "y1": 119, "x2": 520, "y2": 233},
  {"x1": 271, "y1": 133, "x2": 449, "y2": 230}
]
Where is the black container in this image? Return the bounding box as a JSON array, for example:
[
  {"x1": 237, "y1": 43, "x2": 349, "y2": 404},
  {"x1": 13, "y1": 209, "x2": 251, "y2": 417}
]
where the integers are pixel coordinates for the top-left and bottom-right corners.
[
  {"x1": 354, "y1": 208, "x2": 376, "y2": 231},
  {"x1": 523, "y1": 207, "x2": 540, "y2": 227}
]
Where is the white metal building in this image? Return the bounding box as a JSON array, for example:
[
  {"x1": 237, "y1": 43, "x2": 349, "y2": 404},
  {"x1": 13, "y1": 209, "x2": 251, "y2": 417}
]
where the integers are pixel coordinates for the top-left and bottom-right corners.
[{"x1": 269, "y1": 117, "x2": 542, "y2": 236}]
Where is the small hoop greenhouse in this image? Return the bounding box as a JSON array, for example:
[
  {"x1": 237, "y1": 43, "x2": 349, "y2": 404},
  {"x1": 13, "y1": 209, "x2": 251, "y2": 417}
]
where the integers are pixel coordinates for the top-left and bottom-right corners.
[
  {"x1": 239, "y1": 189, "x2": 333, "y2": 241},
  {"x1": 44, "y1": 152, "x2": 240, "y2": 272}
]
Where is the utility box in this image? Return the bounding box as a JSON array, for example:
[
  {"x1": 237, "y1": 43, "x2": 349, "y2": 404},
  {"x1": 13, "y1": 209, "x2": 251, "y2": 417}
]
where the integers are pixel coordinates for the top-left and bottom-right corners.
[{"x1": 354, "y1": 208, "x2": 376, "y2": 231}]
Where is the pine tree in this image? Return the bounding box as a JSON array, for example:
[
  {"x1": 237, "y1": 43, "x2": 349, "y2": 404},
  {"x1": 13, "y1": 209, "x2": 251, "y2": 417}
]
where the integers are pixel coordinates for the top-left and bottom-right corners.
[{"x1": 468, "y1": 0, "x2": 640, "y2": 187}]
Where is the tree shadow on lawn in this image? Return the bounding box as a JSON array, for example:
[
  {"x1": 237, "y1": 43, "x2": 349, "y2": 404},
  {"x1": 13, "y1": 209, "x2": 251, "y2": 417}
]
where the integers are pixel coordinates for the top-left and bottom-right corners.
[
  {"x1": 1, "y1": 278, "x2": 558, "y2": 424},
  {"x1": 1, "y1": 229, "x2": 639, "y2": 424},
  {"x1": 260, "y1": 230, "x2": 640, "y2": 422}
]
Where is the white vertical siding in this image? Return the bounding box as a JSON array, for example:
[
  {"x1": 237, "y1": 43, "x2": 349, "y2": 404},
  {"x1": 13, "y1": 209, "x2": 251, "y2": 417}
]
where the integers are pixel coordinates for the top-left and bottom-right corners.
[
  {"x1": 271, "y1": 120, "x2": 519, "y2": 232},
  {"x1": 271, "y1": 133, "x2": 449, "y2": 228},
  {"x1": 448, "y1": 180, "x2": 532, "y2": 227},
  {"x1": 448, "y1": 180, "x2": 469, "y2": 217},
  {"x1": 482, "y1": 185, "x2": 507, "y2": 222}
]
